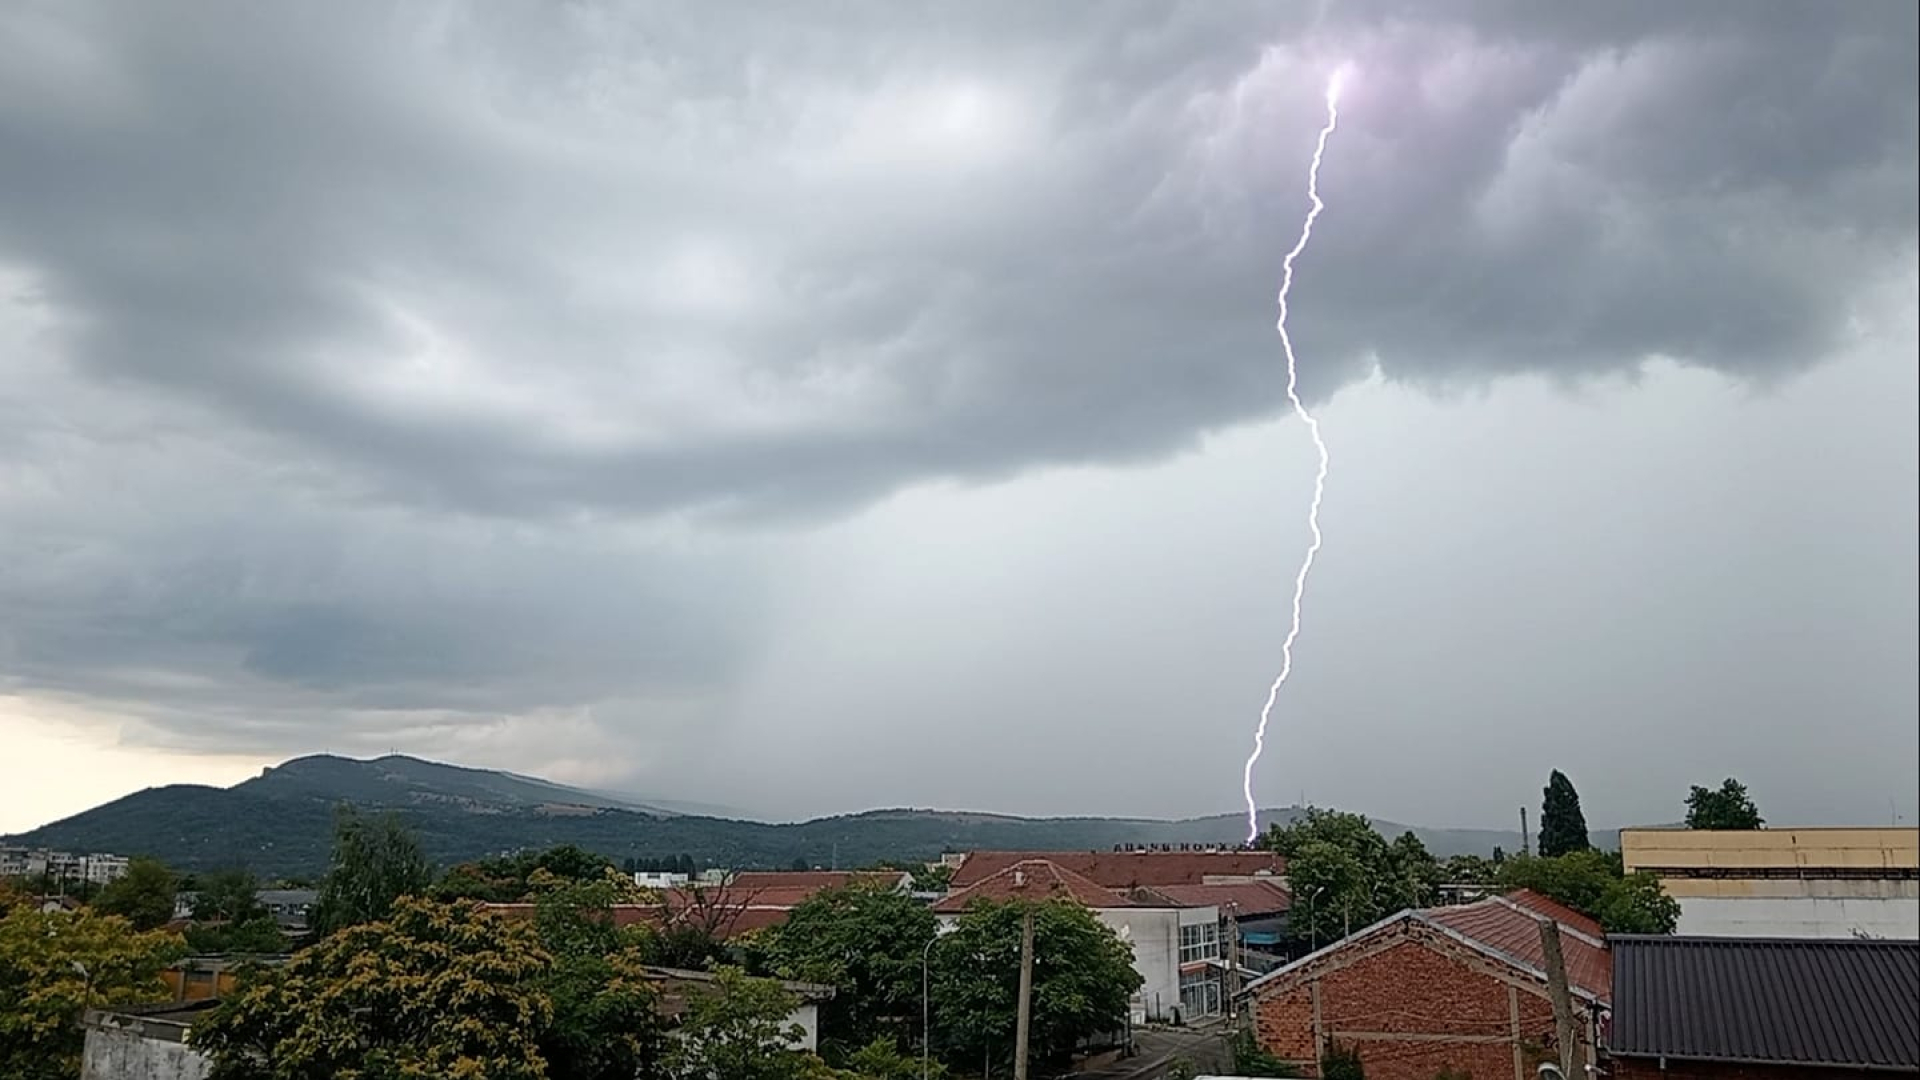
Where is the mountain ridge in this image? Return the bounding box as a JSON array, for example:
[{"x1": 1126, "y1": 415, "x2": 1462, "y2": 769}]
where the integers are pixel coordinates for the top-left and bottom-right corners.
[{"x1": 3, "y1": 753, "x2": 1615, "y2": 877}]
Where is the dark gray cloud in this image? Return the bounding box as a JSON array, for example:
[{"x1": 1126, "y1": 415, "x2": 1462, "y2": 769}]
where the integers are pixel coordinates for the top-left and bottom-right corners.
[
  {"x1": 0, "y1": 1, "x2": 1913, "y2": 816},
  {"x1": 3, "y1": 1, "x2": 1910, "y2": 518}
]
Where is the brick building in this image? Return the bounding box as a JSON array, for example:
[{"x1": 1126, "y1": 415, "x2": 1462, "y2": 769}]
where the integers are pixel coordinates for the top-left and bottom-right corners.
[
  {"x1": 1607, "y1": 935, "x2": 1918, "y2": 1079},
  {"x1": 1241, "y1": 891, "x2": 1609, "y2": 1080}
]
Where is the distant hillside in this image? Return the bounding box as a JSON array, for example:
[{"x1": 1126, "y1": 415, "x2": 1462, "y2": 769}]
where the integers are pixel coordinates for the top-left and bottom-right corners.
[
  {"x1": 3, "y1": 753, "x2": 1595, "y2": 878},
  {"x1": 240, "y1": 754, "x2": 678, "y2": 816}
]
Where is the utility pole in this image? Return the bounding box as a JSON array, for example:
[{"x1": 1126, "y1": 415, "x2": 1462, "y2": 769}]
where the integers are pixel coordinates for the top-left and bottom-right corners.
[
  {"x1": 1226, "y1": 904, "x2": 1242, "y2": 1024},
  {"x1": 1537, "y1": 919, "x2": 1585, "y2": 1078},
  {"x1": 1520, "y1": 807, "x2": 1530, "y2": 857},
  {"x1": 1013, "y1": 908, "x2": 1036, "y2": 1080}
]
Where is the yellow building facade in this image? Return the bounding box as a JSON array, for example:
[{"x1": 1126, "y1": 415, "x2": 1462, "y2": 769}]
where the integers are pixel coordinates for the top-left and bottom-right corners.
[{"x1": 1620, "y1": 827, "x2": 1919, "y2": 938}]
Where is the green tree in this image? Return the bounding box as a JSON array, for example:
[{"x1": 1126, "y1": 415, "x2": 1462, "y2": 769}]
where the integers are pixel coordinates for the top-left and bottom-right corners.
[
  {"x1": 842, "y1": 1036, "x2": 948, "y2": 1079},
  {"x1": 765, "y1": 884, "x2": 938, "y2": 1059},
  {"x1": 0, "y1": 907, "x2": 185, "y2": 1080},
  {"x1": 191, "y1": 897, "x2": 554, "y2": 1080},
  {"x1": 184, "y1": 867, "x2": 288, "y2": 955},
  {"x1": 192, "y1": 868, "x2": 268, "y2": 924},
  {"x1": 94, "y1": 857, "x2": 179, "y2": 931},
  {"x1": 185, "y1": 917, "x2": 289, "y2": 956},
  {"x1": 928, "y1": 899, "x2": 1141, "y2": 1073},
  {"x1": 1539, "y1": 771, "x2": 1591, "y2": 857},
  {"x1": 1262, "y1": 810, "x2": 1405, "y2": 943},
  {"x1": 535, "y1": 844, "x2": 615, "y2": 882},
  {"x1": 1385, "y1": 832, "x2": 1442, "y2": 909},
  {"x1": 1684, "y1": 778, "x2": 1764, "y2": 830},
  {"x1": 310, "y1": 806, "x2": 433, "y2": 936},
  {"x1": 911, "y1": 863, "x2": 954, "y2": 893},
  {"x1": 1496, "y1": 851, "x2": 1678, "y2": 934},
  {"x1": 1439, "y1": 854, "x2": 1497, "y2": 886},
  {"x1": 531, "y1": 869, "x2": 669, "y2": 1080},
  {"x1": 1593, "y1": 871, "x2": 1682, "y2": 935},
  {"x1": 665, "y1": 965, "x2": 818, "y2": 1080}
]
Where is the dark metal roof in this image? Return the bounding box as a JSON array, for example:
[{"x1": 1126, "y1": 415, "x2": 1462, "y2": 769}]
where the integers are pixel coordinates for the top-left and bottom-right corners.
[{"x1": 1609, "y1": 935, "x2": 1920, "y2": 1071}]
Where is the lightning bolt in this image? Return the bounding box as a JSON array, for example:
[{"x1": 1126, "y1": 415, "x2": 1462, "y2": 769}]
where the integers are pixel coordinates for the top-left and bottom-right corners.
[{"x1": 1242, "y1": 73, "x2": 1343, "y2": 844}]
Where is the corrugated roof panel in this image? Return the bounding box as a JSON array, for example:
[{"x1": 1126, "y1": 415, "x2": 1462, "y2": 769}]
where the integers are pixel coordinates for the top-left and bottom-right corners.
[{"x1": 1609, "y1": 936, "x2": 1920, "y2": 1069}]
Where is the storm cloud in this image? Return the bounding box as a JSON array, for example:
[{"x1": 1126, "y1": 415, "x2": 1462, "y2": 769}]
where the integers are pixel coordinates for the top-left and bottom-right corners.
[{"x1": 1, "y1": 1, "x2": 1913, "y2": 825}]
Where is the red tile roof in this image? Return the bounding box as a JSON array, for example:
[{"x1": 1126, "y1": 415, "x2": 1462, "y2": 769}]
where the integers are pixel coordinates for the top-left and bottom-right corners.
[
  {"x1": 1244, "y1": 890, "x2": 1613, "y2": 1006},
  {"x1": 931, "y1": 859, "x2": 1136, "y2": 914},
  {"x1": 1493, "y1": 888, "x2": 1605, "y2": 940},
  {"x1": 1424, "y1": 893, "x2": 1611, "y2": 1001},
  {"x1": 723, "y1": 871, "x2": 908, "y2": 892},
  {"x1": 1140, "y1": 881, "x2": 1292, "y2": 916},
  {"x1": 952, "y1": 850, "x2": 1286, "y2": 890},
  {"x1": 479, "y1": 870, "x2": 891, "y2": 941}
]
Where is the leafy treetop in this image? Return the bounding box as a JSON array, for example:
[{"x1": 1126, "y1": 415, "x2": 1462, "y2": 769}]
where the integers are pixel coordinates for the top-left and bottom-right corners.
[
  {"x1": 0, "y1": 907, "x2": 184, "y2": 1080},
  {"x1": 1538, "y1": 770, "x2": 1591, "y2": 857},
  {"x1": 1685, "y1": 778, "x2": 1764, "y2": 830}
]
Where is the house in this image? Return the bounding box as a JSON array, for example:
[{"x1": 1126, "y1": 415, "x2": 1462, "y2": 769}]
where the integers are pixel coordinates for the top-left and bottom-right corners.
[
  {"x1": 1241, "y1": 891, "x2": 1611, "y2": 1080},
  {"x1": 931, "y1": 858, "x2": 1228, "y2": 1023},
  {"x1": 80, "y1": 1002, "x2": 218, "y2": 1080},
  {"x1": 1607, "y1": 935, "x2": 1919, "y2": 1078},
  {"x1": 648, "y1": 965, "x2": 835, "y2": 1051},
  {"x1": 1620, "y1": 826, "x2": 1919, "y2": 938},
  {"x1": 255, "y1": 888, "x2": 317, "y2": 932},
  {"x1": 952, "y1": 848, "x2": 1290, "y2": 967},
  {"x1": 1140, "y1": 880, "x2": 1294, "y2": 963}
]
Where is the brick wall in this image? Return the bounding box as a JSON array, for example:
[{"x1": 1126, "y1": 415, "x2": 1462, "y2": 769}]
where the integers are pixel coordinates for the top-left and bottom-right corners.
[
  {"x1": 1611, "y1": 1060, "x2": 1890, "y2": 1080},
  {"x1": 1250, "y1": 928, "x2": 1595, "y2": 1080}
]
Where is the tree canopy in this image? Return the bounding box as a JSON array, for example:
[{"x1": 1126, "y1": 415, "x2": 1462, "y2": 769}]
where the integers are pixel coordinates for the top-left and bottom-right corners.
[
  {"x1": 183, "y1": 867, "x2": 287, "y2": 955},
  {"x1": 192, "y1": 897, "x2": 556, "y2": 1080},
  {"x1": 1495, "y1": 850, "x2": 1679, "y2": 934},
  {"x1": 764, "y1": 884, "x2": 937, "y2": 1059},
  {"x1": 1539, "y1": 770, "x2": 1591, "y2": 857},
  {"x1": 665, "y1": 966, "x2": 820, "y2": 1080},
  {"x1": 928, "y1": 899, "x2": 1141, "y2": 1073},
  {"x1": 1685, "y1": 778, "x2": 1765, "y2": 830},
  {"x1": 1259, "y1": 809, "x2": 1442, "y2": 943},
  {"x1": 310, "y1": 806, "x2": 433, "y2": 936},
  {"x1": 93, "y1": 856, "x2": 178, "y2": 931},
  {"x1": 0, "y1": 907, "x2": 184, "y2": 1080}
]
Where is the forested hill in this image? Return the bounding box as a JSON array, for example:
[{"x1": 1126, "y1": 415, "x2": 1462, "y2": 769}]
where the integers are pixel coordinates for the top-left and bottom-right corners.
[{"x1": 3, "y1": 753, "x2": 1584, "y2": 877}]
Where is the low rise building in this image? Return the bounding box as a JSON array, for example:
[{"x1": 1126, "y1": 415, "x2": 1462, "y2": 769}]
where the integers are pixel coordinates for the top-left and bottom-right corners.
[
  {"x1": 1607, "y1": 935, "x2": 1919, "y2": 1078},
  {"x1": 1620, "y1": 826, "x2": 1919, "y2": 938},
  {"x1": 80, "y1": 1002, "x2": 218, "y2": 1080},
  {"x1": 932, "y1": 858, "x2": 1228, "y2": 1024},
  {"x1": 1241, "y1": 891, "x2": 1610, "y2": 1080},
  {"x1": 0, "y1": 847, "x2": 130, "y2": 884},
  {"x1": 255, "y1": 889, "x2": 317, "y2": 932},
  {"x1": 650, "y1": 966, "x2": 834, "y2": 1051}
]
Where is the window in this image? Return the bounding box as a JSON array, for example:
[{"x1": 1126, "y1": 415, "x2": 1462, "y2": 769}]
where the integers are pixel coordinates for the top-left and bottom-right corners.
[
  {"x1": 1179, "y1": 968, "x2": 1222, "y2": 1017},
  {"x1": 1179, "y1": 920, "x2": 1219, "y2": 963}
]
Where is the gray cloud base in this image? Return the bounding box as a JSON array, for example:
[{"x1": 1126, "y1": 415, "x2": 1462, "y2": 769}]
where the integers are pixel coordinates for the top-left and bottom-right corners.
[{"x1": 0, "y1": 1, "x2": 1912, "y2": 804}]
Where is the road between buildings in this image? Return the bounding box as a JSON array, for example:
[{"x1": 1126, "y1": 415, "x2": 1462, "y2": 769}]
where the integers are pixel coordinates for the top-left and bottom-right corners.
[{"x1": 1070, "y1": 1026, "x2": 1228, "y2": 1080}]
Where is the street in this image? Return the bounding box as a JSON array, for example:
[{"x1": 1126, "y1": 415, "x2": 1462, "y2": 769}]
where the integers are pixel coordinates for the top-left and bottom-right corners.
[{"x1": 1069, "y1": 1025, "x2": 1229, "y2": 1080}]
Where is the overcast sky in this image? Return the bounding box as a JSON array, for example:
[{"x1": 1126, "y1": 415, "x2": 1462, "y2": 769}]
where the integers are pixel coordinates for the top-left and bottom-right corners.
[{"x1": 2, "y1": 1, "x2": 1915, "y2": 836}]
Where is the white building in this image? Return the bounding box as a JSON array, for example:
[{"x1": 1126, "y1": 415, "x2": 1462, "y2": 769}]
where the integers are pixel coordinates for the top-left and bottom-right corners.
[
  {"x1": 633, "y1": 871, "x2": 691, "y2": 889},
  {"x1": 1622, "y1": 826, "x2": 1920, "y2": 939},
  {"x1": 930, "y1": 858, "x2": 1224, "y2": 1024},
  {"x1": 0, "y1": 848, "x2": 130, "y2": 885}
]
